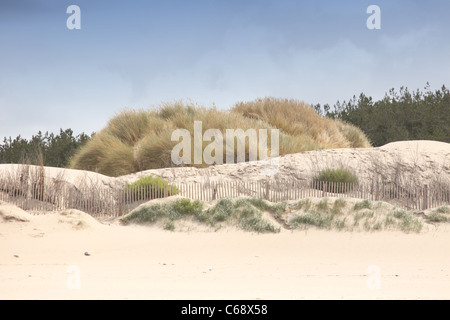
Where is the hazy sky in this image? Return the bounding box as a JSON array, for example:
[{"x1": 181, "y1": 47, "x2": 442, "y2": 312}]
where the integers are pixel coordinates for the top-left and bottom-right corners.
[{"x1": 1, "y1": 0, "x2": 449, "y2": 139}]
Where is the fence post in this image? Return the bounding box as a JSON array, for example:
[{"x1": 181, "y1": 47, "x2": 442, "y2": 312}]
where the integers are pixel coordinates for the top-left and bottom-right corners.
[
  {"x1": 212, "y1": 185, "x2": 217, "y2": 200},
  {"x1": 265, "y1": 178, "x2": 270, "y2": 201},
  {"x1": 422, "y1": 184, "x2": 429, "y2": 210},
  {"x1": 164, "y1": 185, "x2": 168, "y2": 198},
  {"x1": 322, "y1": 182, "x2": 327, "y2": 197}
]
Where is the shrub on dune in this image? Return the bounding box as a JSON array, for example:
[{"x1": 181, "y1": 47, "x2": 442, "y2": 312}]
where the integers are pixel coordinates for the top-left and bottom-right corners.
[
  {"x1": 135, "y1": 126, "x2": 179, "y2": 170},
  {"x1": 97, "y1": 139, "x2": 137, "y2": 177},
  {"x1": 233, "y1": 97, "x2": 369, "y2": 150},
  {"x1": 70, "y1": 133, "x2": 137, "y2": 175},
  {"x1": 125, "y1": 175, "x2": 179, "y2": 200},
  {"x1": 334, "y1": 120, "x2": 372, "y2": 148},
  {"x1": 313, "y1": 167, "x2": 359, "y2": 193},
  {"x1": 69, "y1": 134, "x2": 105, "y2": 172},
  {"x1": 70, "y1": 98, "x2": 371, "y2": 176},
  {"x1": 105, "y1": 109, "x2": 152, "y2": 145}
]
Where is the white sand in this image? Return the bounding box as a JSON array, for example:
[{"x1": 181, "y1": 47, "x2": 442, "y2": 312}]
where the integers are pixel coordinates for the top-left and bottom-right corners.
[{"x1": 1, "y1": 201, "x2": 449, "y2": 300}]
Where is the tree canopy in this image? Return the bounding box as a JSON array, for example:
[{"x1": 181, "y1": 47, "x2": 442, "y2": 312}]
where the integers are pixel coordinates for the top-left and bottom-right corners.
[
  {"x1": 313, "y1": 84, "x2": 449, "y2": 147},
  {"x1": 0, "y1": 129, "x2": 92, "y2": 167}
]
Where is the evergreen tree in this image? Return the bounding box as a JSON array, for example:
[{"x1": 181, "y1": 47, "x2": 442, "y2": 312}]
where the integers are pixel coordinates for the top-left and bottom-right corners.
[
  {"x1": 0, "y1": 129, "x2": 93, "y2": 167},
  {"x1": 325, "y1": 84, "x2": 449, "y2": 147}
]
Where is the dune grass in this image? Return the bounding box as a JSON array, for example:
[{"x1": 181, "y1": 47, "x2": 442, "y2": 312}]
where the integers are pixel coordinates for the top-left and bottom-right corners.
[
  {"x1": 69, "y1": 134, "x2": 139, "y2": 175},
  {"x1": 120, "y1": 196, "x2": 447, "y2": 233},
  {"x1": 232, "y1": 97, "x2": 370, "y2": 149},
  {"x1": 290, "y1": 211, "x2": 335, "y2": 229},
  {"x1": 390, "y1": 210, "x2": 423, "y2": 232},
  {"x1": 70, "y1": 98, "x2": 371, "y2": 176},
  {"x1": 353, "y1": 199, "x2": 372, "y2": 210},
  {"x1": 434, "y1": 206, "x2": 450, "y2": 214},
  {"x1": 198, "y1": 198, "x2": 281, "y2": 233},
  {"x1": 122, "y1": 197, "x2": 280, "y2": 233},
  {"x1": 332, "y1": 198, "x2": 347, "y2": 215},
  {"x1": 288, "y1": 198, "x2": 427, "y2": 233},
  {"x1": 121, "y1": 198, "x2": 203, "y2": 225},
  {"x1": 426, "y1": 206, "x2": 450, "y2": 223}
]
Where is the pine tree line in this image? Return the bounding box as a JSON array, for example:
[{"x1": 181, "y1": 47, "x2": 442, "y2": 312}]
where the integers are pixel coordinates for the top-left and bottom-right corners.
[
  {"x1": 313, "y1": 84, "x2": 449, "y2": 147},
  {"x1": 0, "y1": 129, "x2": 92, "y2": 167}
]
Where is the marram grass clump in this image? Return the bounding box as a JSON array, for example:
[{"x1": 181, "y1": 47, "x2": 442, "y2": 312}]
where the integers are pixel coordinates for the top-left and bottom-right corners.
[{"x1": 70, "y1": 98, "x2": 371, "y2": 176}]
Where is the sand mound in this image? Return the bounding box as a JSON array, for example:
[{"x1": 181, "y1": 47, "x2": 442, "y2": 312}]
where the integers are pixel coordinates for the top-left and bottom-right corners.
[
  {"x1": 380, "y1": 140, "x2": 450, "y2": 153},
  {"x1": 118, "y1": 194, "x2": 446, "y2": 234},
  {"x1": 0, "y1": 140, "x2": 448, "y2": 220},
  {"x1": 0, "y1": 164, "x2": 119, "y2": 189},
  {"x1": 0, "y1": 201, "x2": 105, "y2": 234},
  {"x1": 0, "y1": 139, "x2": 448, "y2": 191},
  {"x1": 131, "y1": 195, "x2": 185, "y2": 209},
  {"x1": 118, "y1": 140, "x2": 449, "y2": 187},
  {"x1": 56, "y1": 209, "x2": 106, "y2": 230},
  {"x1": 0, "y1": 201, "x2": 34, "y2": 223}
]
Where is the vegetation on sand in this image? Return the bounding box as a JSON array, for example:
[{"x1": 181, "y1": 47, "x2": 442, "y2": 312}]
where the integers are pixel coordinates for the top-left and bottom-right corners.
[
  {"x1": 124, "y1": 175, "x2": 179, "y2": 200},
  {"x1": 120, "y1": 197, "x2": 449, "y2": 233},
  {"x1": 0, "y1": 129, "x2": 91, "y2": 167},
  {"x1": 70, "y1": 98, "x2": 370, "y2": 176},
  {"x1": 314, "y1": 84, "x2": 450, "y2": 147},
  {"x1": 313, "y1": 168, "x2": 358, "y2": 193},
  {"x1": 121, "y1": 197, "x2": 280, "y2": 233}
]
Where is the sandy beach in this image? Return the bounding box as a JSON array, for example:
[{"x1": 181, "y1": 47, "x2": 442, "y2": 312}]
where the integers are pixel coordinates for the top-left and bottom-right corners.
[
  {"x1": 1, "y1": 140, "x2": 449, "y2": 300},
  {"x1": 1, "y1": 205, "x2": 449, "y2": 300}
]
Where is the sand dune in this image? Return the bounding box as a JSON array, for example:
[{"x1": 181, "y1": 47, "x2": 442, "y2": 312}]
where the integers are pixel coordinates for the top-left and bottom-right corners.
[
  {"x1": 0, "y1": 140, "x2": 448, "y2": 192},
  {"x1": 0, "y1": 140, "x2": 449, "y2": 299},
  {"x1": 120, "y1": 140, "x2": 450, "y2": 186},
  {"x1": 1, "y1": 199, "x2": 449, "y2": 299}
]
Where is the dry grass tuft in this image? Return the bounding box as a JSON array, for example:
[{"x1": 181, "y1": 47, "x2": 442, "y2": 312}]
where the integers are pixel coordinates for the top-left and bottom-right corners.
[{"x1": 70, "y1": 98, "x2": 371, "y2": 176}]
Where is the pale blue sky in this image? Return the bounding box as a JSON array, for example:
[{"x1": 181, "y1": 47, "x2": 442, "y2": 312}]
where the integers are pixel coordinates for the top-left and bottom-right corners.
[{"x1": 1, "y1": 0, "x2": 449, "y2": 139}]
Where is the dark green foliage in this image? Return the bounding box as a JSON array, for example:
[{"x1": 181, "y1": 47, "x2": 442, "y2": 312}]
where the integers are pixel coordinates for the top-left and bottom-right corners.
[
  {"x1": 0, "y1": 129, "x2": 92, "y2": 167},
  {"x1": 318, "y1": 84, "x2": 450, "y2": 147}
]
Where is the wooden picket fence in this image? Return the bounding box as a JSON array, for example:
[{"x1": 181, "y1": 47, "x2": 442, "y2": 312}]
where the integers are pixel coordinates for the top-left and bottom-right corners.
[
  {"x1": 172, "y1": 180, "x2": 450, "y2": 211},
  {"x1": 0, "y1": 177, "x2": 449, "y2": 217}
]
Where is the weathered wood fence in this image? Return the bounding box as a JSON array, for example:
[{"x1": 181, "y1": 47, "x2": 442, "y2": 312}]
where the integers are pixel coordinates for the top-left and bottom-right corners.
[
  {"x1": 173, "y1": 180, "x2": 449, "y2": 211},
  {"x1": 0, "y1": 178, "x2": 449, "y2": 217}
]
